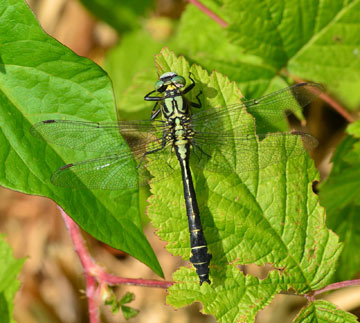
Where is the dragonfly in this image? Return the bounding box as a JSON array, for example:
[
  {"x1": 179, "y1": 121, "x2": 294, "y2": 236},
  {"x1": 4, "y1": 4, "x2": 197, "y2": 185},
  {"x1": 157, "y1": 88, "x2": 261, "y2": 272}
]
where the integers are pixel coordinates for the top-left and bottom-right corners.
[{"x1": 31, "y1": 72, "x2": 322, "y2": 285}]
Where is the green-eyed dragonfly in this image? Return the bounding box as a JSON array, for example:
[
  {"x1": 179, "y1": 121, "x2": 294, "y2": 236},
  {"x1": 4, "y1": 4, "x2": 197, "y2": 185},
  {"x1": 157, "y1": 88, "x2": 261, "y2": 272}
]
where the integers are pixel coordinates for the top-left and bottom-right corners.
[{"x1": 31, "y1": 72, "x2": 322, "y2": 285}]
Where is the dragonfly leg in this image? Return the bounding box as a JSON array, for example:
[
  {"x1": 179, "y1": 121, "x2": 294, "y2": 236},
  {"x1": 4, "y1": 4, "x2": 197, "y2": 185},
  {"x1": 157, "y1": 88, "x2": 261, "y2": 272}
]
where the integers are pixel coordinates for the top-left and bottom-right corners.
[
  {"x1": 136, "y1": 146, "x2": 165, "y2": 169},
  {"x1": 190, "y1": 91, "x2": 202, "y2": 109},
  {"x1": 144, "y1": 90, "x2": 163, "y2": 101},
  {"x1": 182, "y1": 72, "x2": 196, "y2": 94},
  {"x1": 183, "y1": 73, "x2": 202, "y2": 108},
  {"x1": 151, "y1": 102, "x2": 161, "y2": 120},
  {"x1": 137, "y1": 130, "x2": 168, "y2": 168},
  {"x1": 192, "y1": 141, "x2": 211, "y2": 160}
]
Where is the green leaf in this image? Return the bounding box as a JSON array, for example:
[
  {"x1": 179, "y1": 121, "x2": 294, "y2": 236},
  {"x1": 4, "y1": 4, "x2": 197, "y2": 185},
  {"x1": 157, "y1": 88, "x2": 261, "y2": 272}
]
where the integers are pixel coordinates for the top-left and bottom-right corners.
[
  {"x1": 348, "y1": 119, "x2": 360, "y2": 137},
  {"x1": 119, "y1": 291, "x2": 135, "y2": 305},
  {"x1": 79, "y1": 0, "x2": 154, "y2": 32},
  {"x1": 147, "y1": 49, "x2": 342, "y2": 322},
  {"x1": 104, "y1": 291, "x2": 139, "y2": 319},
  {"x1": 121, "y1": 305, "x2": 139, "y2": 320},
  {"x1": 225, "y1": 0, "x2": 360, "y2": 110},
  {"x1": 173, "y1": 0, "x2": 360, "y2": 110},
  {"x1": 168, "y1": 267, "x2": 281, "y2": 322},
  {"x1": 0, "y1": 236, "x2": 25, "y2": 323},
  {"x1": 319, "y1": 121, "x2": 360, "y2": 280},
  {"x1": 294, "y1": 300, "x2": 358, "y2": 322},
  {"x1": 171, "y1": 0, "x2": 286, "y2": 100},
  {"x1": 288, "y1": 0, "x2": 360, "y2": 110},
  {"x1": 0, "y1": 0, "x2": 162, "y2": 277}
]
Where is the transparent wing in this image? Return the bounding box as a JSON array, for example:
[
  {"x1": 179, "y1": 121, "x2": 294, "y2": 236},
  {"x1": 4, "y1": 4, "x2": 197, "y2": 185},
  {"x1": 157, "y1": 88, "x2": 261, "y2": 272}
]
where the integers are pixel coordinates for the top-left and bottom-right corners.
[
  {"x1": 51, "y1": 154, "x2": 139, "y2": 190},
  {"x1": 191, "y1": 83, "x2": 323, "y2": 135},
  {"x1": 31, "y1": 119, "x2": 177, "y2": 190},
  {"x1": 51, "y1": 143, "x2": 177, "y2": 190},
  {"x1": 192, "y1": 132, "x2": 318, "y2": 174},
  {"x1": 31, "y1": 119, "x2": 166, "y2": 154}
]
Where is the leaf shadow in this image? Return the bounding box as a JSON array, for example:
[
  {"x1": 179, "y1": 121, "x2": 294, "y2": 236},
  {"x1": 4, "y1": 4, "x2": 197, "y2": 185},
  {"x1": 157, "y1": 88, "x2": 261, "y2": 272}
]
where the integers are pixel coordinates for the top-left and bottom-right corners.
[{"x1": 0, "y1": 55, "x2": 6, "y2": 74}]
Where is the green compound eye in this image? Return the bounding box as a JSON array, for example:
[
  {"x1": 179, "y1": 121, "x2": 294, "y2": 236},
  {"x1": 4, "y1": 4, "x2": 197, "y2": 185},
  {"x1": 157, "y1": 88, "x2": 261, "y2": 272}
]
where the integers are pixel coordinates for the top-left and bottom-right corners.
[
  {"x1": 172, "y1": 75, "x2": 186, "y2": 87},
  {"x1": 155, "y1": 80, "x2": 164, "y2": 91}
]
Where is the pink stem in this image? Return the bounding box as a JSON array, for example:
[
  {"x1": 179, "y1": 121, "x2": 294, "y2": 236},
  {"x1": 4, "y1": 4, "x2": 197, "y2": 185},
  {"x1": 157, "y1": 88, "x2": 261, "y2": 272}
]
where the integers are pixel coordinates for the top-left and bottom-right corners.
[
  {"x1": 86, "y1": 275, "x2": 100, "y2": 323},
  {"x1": 188, "y1": 0, "x2": 228, "y2": 28},
  {"x1": 304, "y1": 293, "x2": 315, "y2": 302},
  {"x1": 59, "y1": 207, "x2": 360, "y2": 309},
  {"x1": 59, "y1": 207, "x2": 173, "y2": 320},
  {"x1": 97, "y1": 271, "x2": 173, "y2": 288},
  {"x1": 312, "y1": 279, "x2": 360, "y2": 297},
  {"x1": 60, "y1": 208, "x2": 101, "y2": 322}
]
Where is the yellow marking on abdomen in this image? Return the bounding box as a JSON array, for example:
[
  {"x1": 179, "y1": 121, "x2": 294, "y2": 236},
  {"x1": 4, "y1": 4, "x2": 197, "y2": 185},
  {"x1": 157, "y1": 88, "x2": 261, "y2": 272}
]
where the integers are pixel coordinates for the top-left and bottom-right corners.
[{"x1": 192, "y1": 245, "x2": 206, "y2": 249}]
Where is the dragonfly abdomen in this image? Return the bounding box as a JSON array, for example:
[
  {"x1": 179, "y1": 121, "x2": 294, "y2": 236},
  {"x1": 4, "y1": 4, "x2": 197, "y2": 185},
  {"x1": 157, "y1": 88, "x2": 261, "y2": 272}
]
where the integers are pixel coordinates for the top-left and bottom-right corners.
[{"x1": 176, "y1": 145, "x2": 212, "y2": 285}]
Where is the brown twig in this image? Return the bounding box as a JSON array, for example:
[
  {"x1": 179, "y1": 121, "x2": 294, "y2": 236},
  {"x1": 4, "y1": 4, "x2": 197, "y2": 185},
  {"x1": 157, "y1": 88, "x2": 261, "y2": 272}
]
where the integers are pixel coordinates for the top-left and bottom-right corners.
[
  {"x1": 59, "y1": 207, "x2": 173, "y2": 322},
  {"x1": 291, "y1": 75, "x2": 355, "y2": 123},
  {"x1": 188, "y1": 0, "x2": 228, "y2": 28}
]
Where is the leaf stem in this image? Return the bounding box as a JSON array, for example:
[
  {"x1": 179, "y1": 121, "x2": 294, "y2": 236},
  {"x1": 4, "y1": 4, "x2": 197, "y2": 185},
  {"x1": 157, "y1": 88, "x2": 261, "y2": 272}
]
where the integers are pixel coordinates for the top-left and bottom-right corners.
[
  {"x1": 60, "y1": 208, "x2": 101, "y2": 322},
  {"x1": 59, "y1": 207, "x2": 173, "y2": 321},
  {"x1": 312, "y1": 279, "x2": 360, "y2": 297},
  {"x1": 188, "y1": 0, "x2": 228, "y2": 28},
  {"x1": 291, "y1": 75, "x2": 355, "y2": 123}
]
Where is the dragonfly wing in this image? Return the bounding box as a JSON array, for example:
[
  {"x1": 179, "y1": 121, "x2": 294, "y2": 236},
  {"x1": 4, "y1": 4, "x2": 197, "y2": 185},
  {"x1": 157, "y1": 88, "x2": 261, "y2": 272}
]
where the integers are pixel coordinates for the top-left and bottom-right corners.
[
  {"x1": 31, "y1": 120, "x2": 165, "y2": 153},
  {"x1": 192, "y1": 132, "x2": 318, "y2": 174},
  {"x1": 191, "y1": 83, "x2": 323, "y2": 135},
  {"x1": 137, "y1": 144, "x2": 178, "y2": 186},
  {"x1": 51, "y1": 154, "x2": 140, "y2": 190},
  {"x1": 51, "y1": 140, "x2": 176, "y2": 190}
]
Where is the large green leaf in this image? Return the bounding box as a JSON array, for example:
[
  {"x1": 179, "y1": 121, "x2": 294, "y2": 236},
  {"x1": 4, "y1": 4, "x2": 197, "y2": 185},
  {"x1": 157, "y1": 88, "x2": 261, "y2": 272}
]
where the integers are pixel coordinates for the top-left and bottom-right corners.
[
  {"x1": 288, "y1": 0, "x2": 360, "y2": 110},
  {"x1": 0, "y1": 236, "x2": 24, "y2": 323},
  {"x1": 171, "y1": 0, "x2": 360, "y2": 110},
  {"x1": 294, "y1": 300, "x2": 358, "y2": 322},
  {"x1": 319, "y1": 121, "x2": 360, "y2": 280},
  {"x1": 171, "y1": 0, "x2": 286, "y2": 100},
  {"x1": 225, "y1": 0, "x2": 360, "y2": 110},
  {"x1": 0, "y1": 0, "x2": 162, "y2": 277},
  {"x1": 147, "y1": 49, "x2": 342, "y2": 322}
]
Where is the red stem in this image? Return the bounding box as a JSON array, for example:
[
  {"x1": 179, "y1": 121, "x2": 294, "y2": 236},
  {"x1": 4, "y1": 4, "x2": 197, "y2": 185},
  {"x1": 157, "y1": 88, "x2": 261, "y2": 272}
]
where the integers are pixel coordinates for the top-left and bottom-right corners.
[
  {"x1": 312, "y1": 279, "x2": 360, "y2": 297},
  {"x1": 86, "y1": 275, "x2": 100, "y2": 323},
  {"x1": 97, "y1": 271, "x2": 173, "y2": 288},
  {"x1": 59, "y1": 207, "x2": 173, "y2": 320},
  {"x1": 61, "y1": 206, "x2": 360, "y2": 310},
  {"x1": 188, "y1": 0, "x2": 228, "y2": 28},
  {"x1": 60, "y1": 209, "x2": 101, "y2": 322}
]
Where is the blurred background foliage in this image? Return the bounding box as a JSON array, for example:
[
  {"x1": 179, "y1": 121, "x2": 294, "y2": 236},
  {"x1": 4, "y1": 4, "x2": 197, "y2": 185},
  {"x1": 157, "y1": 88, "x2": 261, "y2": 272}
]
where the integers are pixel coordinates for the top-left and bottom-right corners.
[{"x1": 1, "y1": 0, "x2": 359, "y2": 322}]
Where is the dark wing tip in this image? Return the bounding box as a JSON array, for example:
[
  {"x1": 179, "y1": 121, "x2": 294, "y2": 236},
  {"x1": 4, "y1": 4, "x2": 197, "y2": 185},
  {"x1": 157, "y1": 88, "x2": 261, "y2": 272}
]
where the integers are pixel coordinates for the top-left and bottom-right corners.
[
  {"x1": 30, "y1": 120, "x2": 56, "y2": 137},
  {"x1": 59, "y1": 163, "x2": 74, "y2": 170},
  {"x1": 294, "y1": 82, "x2": 308, "y2": 87}
]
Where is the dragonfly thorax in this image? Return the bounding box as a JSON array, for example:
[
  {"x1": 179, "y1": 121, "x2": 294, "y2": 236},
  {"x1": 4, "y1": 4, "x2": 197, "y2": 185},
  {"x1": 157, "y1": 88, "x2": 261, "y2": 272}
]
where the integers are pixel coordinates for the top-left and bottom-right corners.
[{"x1": 162, "y1": 93, "x2": 188, "y2": 119}]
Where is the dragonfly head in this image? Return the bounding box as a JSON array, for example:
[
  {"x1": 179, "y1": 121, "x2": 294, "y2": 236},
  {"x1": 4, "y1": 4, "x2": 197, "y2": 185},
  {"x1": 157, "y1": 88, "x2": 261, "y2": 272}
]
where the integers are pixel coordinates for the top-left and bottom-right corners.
[{"x1": 155, "y1": 72, "x2": 186, "y2": 92}]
